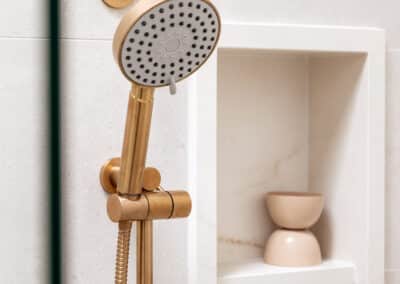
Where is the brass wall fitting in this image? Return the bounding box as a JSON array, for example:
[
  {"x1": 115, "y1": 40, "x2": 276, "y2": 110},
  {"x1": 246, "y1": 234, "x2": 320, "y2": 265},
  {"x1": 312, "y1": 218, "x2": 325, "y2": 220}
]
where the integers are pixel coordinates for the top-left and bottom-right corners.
[
  {"x1": 107, "y1": 191, "x2": 191, "y2": 222},
  {"x1": 100, "y1": 158, "x2": 161, "y2": 194}
]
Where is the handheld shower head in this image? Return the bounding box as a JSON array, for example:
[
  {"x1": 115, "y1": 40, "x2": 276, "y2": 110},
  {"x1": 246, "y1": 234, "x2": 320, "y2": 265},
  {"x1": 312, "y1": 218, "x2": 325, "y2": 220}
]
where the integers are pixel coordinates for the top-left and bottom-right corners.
[
  {"x1": 113, "y1": 0, "x2": 221, "y2": 88},
  {"x1": 107, "y1": 3, "x2": 220, "y2": 283}
]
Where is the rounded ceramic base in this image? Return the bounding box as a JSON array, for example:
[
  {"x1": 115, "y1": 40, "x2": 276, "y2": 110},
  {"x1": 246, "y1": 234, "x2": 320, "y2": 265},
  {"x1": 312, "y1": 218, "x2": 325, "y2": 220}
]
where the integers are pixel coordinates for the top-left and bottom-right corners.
[{"x1": 264, "y1": 229, "x2": 322, "y2": 267}]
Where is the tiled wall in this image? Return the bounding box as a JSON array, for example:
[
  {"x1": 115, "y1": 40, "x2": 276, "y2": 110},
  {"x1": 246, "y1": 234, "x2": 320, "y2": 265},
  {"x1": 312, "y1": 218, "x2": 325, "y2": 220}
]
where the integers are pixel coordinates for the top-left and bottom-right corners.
[
  {"x1": 1, "y1": 0, "x2": 399, "y2": 283},
  {"x1": 0, "y1": 1, "x2": 47, "y2": 283},
  {"x1": 386, "y1": 50, "x2": 400, "y2": 283},
  {"x1": 0, "y1": 38, "x2": 47, "y2": 284}
]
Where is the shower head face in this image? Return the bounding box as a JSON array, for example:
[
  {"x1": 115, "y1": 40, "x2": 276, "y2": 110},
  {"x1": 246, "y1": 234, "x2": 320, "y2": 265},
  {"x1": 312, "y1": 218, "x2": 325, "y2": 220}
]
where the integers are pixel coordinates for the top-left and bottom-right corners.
[{"x1": 113, "y1": 0, "x2": 221, "y2": 87}]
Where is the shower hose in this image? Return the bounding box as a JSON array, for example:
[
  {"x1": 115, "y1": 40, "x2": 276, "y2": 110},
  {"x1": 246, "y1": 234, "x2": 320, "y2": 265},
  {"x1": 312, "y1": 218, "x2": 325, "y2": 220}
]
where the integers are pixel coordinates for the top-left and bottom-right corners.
[{"x1": 115, "y1": 221, "x2": 132, "y2": 284}]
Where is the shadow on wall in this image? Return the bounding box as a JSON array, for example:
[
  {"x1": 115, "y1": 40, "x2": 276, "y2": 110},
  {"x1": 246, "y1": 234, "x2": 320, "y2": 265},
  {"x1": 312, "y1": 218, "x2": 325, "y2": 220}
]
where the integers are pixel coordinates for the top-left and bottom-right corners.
[{"x1": 310, "y1": 55, "x2": 367, "y2": 261}]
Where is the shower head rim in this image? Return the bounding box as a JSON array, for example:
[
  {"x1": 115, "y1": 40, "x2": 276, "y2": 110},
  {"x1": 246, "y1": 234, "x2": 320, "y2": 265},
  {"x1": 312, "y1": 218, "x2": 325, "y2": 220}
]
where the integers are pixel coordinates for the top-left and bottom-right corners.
[{"x1": 113, "y1": 0, "x2": 221, "y2": 87}]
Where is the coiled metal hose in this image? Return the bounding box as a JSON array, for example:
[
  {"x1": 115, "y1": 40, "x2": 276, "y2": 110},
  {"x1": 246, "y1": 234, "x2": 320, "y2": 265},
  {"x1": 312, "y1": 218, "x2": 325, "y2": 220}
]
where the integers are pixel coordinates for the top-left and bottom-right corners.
[{"x1": 115, "y1": 221, "x2": 132, "y2": 284}]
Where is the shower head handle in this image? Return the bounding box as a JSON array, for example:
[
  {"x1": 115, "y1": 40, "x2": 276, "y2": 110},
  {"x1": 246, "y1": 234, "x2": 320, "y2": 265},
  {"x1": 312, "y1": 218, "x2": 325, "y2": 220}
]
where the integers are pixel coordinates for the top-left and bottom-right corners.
[{"x1": 117, "y1": 84, "x2": 154, "y2": 196}]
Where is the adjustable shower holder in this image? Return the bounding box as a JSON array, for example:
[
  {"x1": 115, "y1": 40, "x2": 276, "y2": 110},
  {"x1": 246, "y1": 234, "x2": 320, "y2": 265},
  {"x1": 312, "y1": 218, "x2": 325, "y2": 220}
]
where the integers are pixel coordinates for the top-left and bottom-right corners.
[
  {"x1": 100, "y1": 156, "x2": 191, "y2": 284},
  {"x1": 100, "y1": 158, "x2": 192, "y2": 222}
]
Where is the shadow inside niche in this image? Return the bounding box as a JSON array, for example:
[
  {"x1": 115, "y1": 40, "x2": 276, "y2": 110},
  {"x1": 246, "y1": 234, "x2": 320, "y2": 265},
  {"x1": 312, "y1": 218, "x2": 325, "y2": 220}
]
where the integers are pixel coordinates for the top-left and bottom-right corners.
[{"x1": 312, "y1": 210, "x2": 333, "y2": 259}]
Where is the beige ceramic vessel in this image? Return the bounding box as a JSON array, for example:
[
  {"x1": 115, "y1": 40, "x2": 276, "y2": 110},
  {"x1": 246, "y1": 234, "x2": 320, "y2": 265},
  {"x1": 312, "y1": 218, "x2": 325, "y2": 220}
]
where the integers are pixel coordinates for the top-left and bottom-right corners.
[
  {"x1": 264, "y1": 229, "x2": 322, "y2": 266},
  {"x1": 264, "y1": 191, "x2": 324, "y2": 267},
  {"x1": 266, "y1": 191, "x2": 324, "y2": 229}
]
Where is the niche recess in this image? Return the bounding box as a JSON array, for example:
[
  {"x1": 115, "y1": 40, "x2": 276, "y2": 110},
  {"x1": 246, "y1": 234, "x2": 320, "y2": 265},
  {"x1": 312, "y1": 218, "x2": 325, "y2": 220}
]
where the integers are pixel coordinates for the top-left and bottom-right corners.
[{"x1": 189, "y1": 24, "x2": 385, "y2": 284}]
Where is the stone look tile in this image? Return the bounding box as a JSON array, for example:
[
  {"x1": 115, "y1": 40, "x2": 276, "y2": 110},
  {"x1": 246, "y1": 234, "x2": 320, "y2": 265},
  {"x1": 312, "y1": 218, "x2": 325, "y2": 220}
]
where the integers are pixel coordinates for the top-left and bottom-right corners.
[
  {"x1": 60, "y1": 0, "x2": 400, "y2": 48},
  {"x1": 213, "y1": 0, "x2": 400, "y2": 48},
  {"x1": 0, "y1": 0, "x2": 46, "y2": 37},
  {"x1": 61, "y1": 0, "x2": 137, "y2": 39},
  {"x1": 386, "y1": 50, "x2": 400, "y2": 270},
  {"x1": 386, "y1": 270, "x2": 400, "y2": 284},
  {"x1": 217, "y1": 52, "x2": 309, "y2": 264},
  {"x1": 0, "y1": 39, "x2": 47, "y2": 283},
  {"x1": 309, "y1": 55, "x2": 370, "y2": 283}
]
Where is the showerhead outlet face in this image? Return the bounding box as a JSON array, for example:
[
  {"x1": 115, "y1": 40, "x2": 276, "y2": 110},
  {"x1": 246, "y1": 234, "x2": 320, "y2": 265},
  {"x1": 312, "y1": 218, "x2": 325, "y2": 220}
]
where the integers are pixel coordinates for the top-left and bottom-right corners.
[{"x1": 113, "y1": 0, "x2": 221, "y2": 87}]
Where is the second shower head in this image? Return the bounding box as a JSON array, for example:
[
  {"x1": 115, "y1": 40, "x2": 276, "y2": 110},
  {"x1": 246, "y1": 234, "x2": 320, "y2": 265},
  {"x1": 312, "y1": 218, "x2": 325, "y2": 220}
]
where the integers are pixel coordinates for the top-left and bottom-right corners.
[{"x1": 113, "y1": 0, "x2": 221, "y2": 88}]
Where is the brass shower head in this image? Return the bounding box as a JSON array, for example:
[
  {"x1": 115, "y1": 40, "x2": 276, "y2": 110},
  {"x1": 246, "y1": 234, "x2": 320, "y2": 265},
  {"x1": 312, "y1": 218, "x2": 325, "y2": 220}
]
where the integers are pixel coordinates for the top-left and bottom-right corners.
[{"x1": 113, "y1": 0, "x2": 221, "y2": 88}]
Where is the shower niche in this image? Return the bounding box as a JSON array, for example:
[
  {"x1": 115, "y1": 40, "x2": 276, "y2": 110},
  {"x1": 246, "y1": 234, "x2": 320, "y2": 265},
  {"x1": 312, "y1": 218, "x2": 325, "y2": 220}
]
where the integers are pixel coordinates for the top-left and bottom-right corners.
[{"x1": 190, "y1": 24, "x2": 385, "y2": 284}]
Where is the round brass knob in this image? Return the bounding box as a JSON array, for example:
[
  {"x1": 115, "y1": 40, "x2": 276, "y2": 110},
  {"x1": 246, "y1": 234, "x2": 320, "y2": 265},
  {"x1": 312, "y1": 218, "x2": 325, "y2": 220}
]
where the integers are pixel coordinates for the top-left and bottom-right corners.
[
  {"x1": 100, "y1": 158, "x2": 161, "y2": 193},
  {"x1": 142, "y1": 167, "x2": 161, "y2": 191},
  {"x1": 100, "y1": 157, "x2": 121, "y2": 194}
]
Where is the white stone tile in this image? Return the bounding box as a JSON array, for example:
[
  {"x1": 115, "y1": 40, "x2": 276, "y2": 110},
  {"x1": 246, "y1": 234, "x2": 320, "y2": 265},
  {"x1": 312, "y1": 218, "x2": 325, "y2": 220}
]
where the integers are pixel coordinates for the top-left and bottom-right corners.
[
  {"x1": 309, "y1": 55, "x2": 370, "y2": 284},
  {"x1": 217, "y1": 52, "x2": 309, "y2": 264},
  {"x1": 386, "y1": 50, "x2": 400, "y2": 270},
  {"x1": 60, "y1": 0, "x2": 400, "y2": 49},
  {"x1": 61, "y1": 38, "x2": 189, "y2": 283},
  {"x1": 61, "y1": 0, "x2": 138, "y2": 39},
  {"x1": 386, "y1": 270, "x2": 400, "y2": 284},
  {"x1": 213, "y1": 0, "x2": 400, "y2": 48},
  {"x1": 0, "y1": 39, "x2": 47, "y2": 283},
  {"x1": 0, "y1": 0, "x2": 46, "y2": 37}
]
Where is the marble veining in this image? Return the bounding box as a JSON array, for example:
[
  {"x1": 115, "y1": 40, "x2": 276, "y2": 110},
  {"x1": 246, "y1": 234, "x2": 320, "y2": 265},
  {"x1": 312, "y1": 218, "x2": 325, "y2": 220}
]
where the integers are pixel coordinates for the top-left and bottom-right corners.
[{"x1": 217, "y1": 52, "x2": 309, "y2": 264}]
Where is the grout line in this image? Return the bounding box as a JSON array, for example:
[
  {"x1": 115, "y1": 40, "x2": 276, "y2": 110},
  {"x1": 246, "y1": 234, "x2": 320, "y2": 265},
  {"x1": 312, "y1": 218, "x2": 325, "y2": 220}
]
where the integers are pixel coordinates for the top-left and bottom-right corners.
[
  {"x1": 0, "y1": 35, "x2": 49, "y2": 40},
  {"x1": 0, "y1": 35, "x2": 113, "y2": 42},
  {"x1": 1, "y1": 36, "x2": 400, "y2": 50},
  {"x1": 385, "y1": 269, "x2": 400, "y2": 272},
  {"x1": 0, "y1": 35, "x2": 399, "y2": 49},
  {"x1": 60, "y1": 37, "x2": 112, "y2": 42}
]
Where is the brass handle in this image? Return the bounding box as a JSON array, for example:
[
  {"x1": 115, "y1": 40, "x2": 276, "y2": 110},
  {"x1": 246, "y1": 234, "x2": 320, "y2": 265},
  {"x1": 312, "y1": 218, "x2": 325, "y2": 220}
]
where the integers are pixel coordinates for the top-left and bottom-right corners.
[{"x1": 118, "y1": 85, "x2": 154, "y2": 195}]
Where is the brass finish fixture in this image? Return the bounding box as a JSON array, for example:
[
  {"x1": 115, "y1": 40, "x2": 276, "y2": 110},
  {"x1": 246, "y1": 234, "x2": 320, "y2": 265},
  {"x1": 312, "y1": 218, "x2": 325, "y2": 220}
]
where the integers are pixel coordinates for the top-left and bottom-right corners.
[
  {"x1": 118, "y1": 85, "x2": 154, "y2": 196},
  {"x1": 103, "y1": 0, "x2": 133, "y2": 9},
  {"x1": 112, "y1": 0, "x2": 221, "y2": 87},
  {"x1": 101, "y1": 1, "x2": 221, "y2": 283},
  {"x1": 100, "y1": 157, "x2": 120, "y2": 194},
  {"x1": 100, "y1": 158, "x2": 161, "y2": 194},
  {"x1": 106, "y1": 190, "x2": 191, "y2": 222},
  {"x1": 100, "y1": 83, "x2": 192, "y2": 284},
  {"x1": 115, "y1": 221, "x2": 132, "y2": 284},
  {"x1": 107, "y1": 194, "x2": 149, "y2": 222},
  {"x1": 137, "y1": 220, "x2": 153, "y2": 284},
  {"x1": 142, "y1": 167, "x2": 161, "y2": 191},
  {"x1": 169, "y1": 191, "x2": 193, "y2": 218}
]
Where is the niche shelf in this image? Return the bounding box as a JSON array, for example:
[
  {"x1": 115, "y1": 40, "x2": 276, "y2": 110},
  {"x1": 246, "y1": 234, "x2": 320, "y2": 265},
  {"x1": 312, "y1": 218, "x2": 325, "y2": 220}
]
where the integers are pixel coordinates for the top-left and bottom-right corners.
[
  {"x1": 188, "y1": 23, "x2": 385, "y2": 284},
  {"x1": 219, "y1": 258, "x2": 354, "y2": 284}
]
